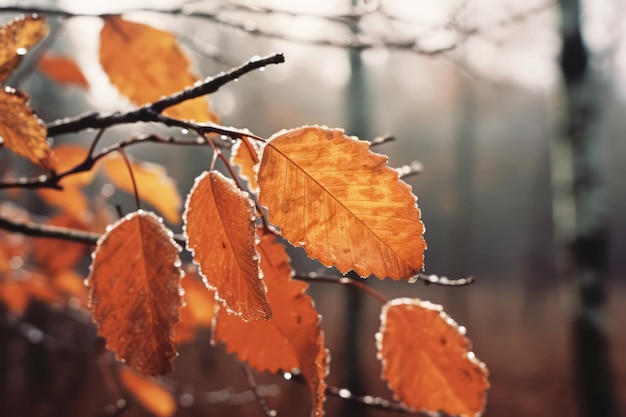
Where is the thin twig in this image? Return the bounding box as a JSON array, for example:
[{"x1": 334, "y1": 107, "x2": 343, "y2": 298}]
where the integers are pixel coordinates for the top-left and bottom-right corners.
[
  {"x1": 46, "y1": 53, "x2": 283, "y2": 137},
  {"x1": 295, "y1": 272, "x2": 389, "y2": 304},
  {"x1": 241, "y1": 363, "x2": 277, "y2": 417},
  {"x1": 117, "y1": 149, "x2": 141, "y2": 212},
  {"x1": 0, "y1": 211, "x2": 100, "y2": 244},
  {"x1": 410, "y1": 273, "x2": 475, "y2": 286}
]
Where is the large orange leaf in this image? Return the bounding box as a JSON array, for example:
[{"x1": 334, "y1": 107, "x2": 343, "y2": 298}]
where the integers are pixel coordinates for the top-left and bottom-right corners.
[
  {"x1": 37, "y1": 144, "x2": 93, "y2": 219},
  {"x1": 172, "y1": 265, "x2": 217, "y2": 344},
  {"x1": 0, "y1": 87, "x2": 55, "y2": 171},
  {"x1": 0, "y1": 15, "x2": 49, "y2": 84},
  {"x1": 102, "y1": 153, "x2": 182, "y2": 224},
  {"x1": 38, "y1": 53, "x2": 89, "y2": 88},
  {"x1": 117, "y1": 366, "x2": 176, "y2": 417},
  {"x1": 183, "y1": 170, "x2": 270, "y2": 321},
  {"x1": 215, "y1": 230, "x2": 328, "y2": 417},
  {"x1": 377, "y1": 298, "x2": 489, "y2": 416},
  {"x1": 99, "y1": 16, "x2": 217, "y2": 122},
  {"x1": 257, "y1": 126, "x2": 426, "y2": 280},
  {"x1": 88, "y1": 210, "x2": 183, "y2": 376},
  {"x1": 230, "y1": 136, "x2": 262, "y2": 192}
]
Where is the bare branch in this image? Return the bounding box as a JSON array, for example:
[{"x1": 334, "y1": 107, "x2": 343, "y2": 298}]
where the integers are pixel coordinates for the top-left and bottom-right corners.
[
  {"x1": 295, "y1": 272, "x2": 389, "y2": 304},
  {"x1": 410, "y1": 273, "x2": 475, "y2": 286}
]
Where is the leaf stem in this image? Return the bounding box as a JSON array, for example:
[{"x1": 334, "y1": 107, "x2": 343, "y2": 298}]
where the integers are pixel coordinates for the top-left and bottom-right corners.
[
  {"x1": 117, "y1": 149, "x2": 141, "y2": 213},
  {"x1": 294, "y1": 273, "x2": 389, "y2": 304}
]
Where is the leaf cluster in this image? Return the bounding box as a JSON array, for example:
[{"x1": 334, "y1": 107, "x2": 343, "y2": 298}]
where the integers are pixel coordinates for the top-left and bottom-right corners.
[{"x1": 0, "y1": 14, "x2": 488, "y2": 417}]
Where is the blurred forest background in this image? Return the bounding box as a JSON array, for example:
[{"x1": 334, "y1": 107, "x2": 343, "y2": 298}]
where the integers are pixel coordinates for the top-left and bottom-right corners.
[{"x1": 1, "y1": 0, "x2": 625, "y2": 417}]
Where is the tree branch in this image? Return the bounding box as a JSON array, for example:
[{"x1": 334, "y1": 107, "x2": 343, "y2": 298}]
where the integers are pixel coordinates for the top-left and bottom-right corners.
[{"x1": 46, "y1": 53, "x2": 284, "y2": 137}]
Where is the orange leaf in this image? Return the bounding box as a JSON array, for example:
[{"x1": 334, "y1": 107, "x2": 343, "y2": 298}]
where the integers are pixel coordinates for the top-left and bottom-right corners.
[
  {"x1": 99, "y1": 16, "x2": 217, "y2": 122},
  {"x1": 38, "y1": 53, "x2": 88, "y2": 88},
  {"x1": 0, "y1": 15, "x2": 49, "y2": 84},
  {"x1": 0, "y1": 87, "x2": 55, "y2": 171},
  {"x1": 231, "y1": 136, "x2": 262, "y2": 192},
  {"x1": 37, "y1": 144, "x2": 93, "y2": 219},
  {"x1": 102, "y1": 153, "x2": 182, "y2": 224},
  {"x1": 172, "y1": 265, "x2": 217, "y2": 344},
  {"x1": 34, "y1": 214, "x2": 87, "y2": 273},
  {"x1": 0, "y1": 203, "x2": 30, "y2": 273},
  {"x1": 0, "y1": 271, "x2": 62, "y2": 315},
  {"x1": 377, "y1": 298, "x2": 489, "y2": 416},
  {"x1": 215, "y1": 230, "x2": 328, "y2": 417},
  {"x1": 257, "y1": 126, "x2": 426, "y2": 280},
  {"x1": 51, "y1": 270, "x2": 88, "y2": 308},
  {"x1": 183, "y1": 171, "x2": 270, "y2": 321},
  {"x1": 88, "y1": 210, "x2": 183, "y2": 376},
  {"x1": 117, "y1": 366, "x2": 177, "y2": 417}
]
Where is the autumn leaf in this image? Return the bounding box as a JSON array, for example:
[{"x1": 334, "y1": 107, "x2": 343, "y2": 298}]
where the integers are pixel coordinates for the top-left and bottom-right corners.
[
  {"x1": 231, "y1": 136, "x2": 262, "y2": 192},
  {"x1": 377, "y1": 298, "x2": 489, "y2": 416},
  {"x1": 51, "y1": 270, "x2": 89, "y2": 308},
  {"x1": 38, "y1": 53, "x2": 88, "y2": 88},
  {"x1": 172, "y1": 265, "x2": 217, "y2": 345},
  {"x1": 0, "y1": 14, "x2": 49, "y2": 84},
  {"x1": 117, "y1": 366, "x2": 177, "y2": 417},
  {"x1": 0, "y1": 271, "x2": 62, "y2": 315},
  {"x1": 34, "y1": 214, "x2": 87, "y2": 273},
  {"x1": 257, "y1": 126, "x2": 426, "y2": 280},
  {"x1": 88, "y1": 210, "x2": 183, "y2": 376},
  {"x1": 102, "y1": 153, "x2": 182, "y2": 224},
  {"x1": 215, "y1": 230, "x2": 328, "y2": 417},
  {"x1": 37, "y1": 144, "x2": 93, "y2": 219},
  {"x1": 0, "y1": 87, "x2": 55, "y2": 171},
  {"x1": 184, "y1": 171, "x2": 270, "y2": 321},
  {"x1": 99, "y1": 16, "x2": 217, "y2": 122}
]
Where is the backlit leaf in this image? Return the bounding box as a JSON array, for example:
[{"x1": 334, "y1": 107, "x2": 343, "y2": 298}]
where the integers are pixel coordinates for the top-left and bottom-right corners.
[
  {"x1": 0, "y1": 87, "x2": 55, "y2": 171},
  {"x1": 37, "y1": 144, "x2": 93, "y2": 219},
  {"x1": 231, "y1": 136, "x2": 262, "y2": 192},
  {"x1": 183, "y1": 170, "x2": 270, "y2": 321},
  {"x1": 0, "y1": 14, "x2": 49, "y2": 84},
  {"x1": 215, "y1": 230, "x2": 328, "y2": 417},
  {"x1": 88, "y1": 210, "x2": 183, "y2": 376},
  {"x1": 118, "y1": 366, "x2": 177, "y2": 417},
  {"x1": 102, "y1": 153, "x2": 182, "y2": 224},
  {"x1": 377, "y1": 298, "x2": 489, "y2": 416},
  {"x1": 99, "y1": 16, "x2": 217, "y2": 122},
  {"x1": 257, "y1": 126, "x2": 426, "y2": 280},
  {"x1": 34, "y1": 214, "x2": 87, "y2": 273},
  {"x1": 172, "y1": 265, "x2": 217, "y2": 345},
  {"x1": 38, "y1": 53, "x2": 89, "y2": 88}
]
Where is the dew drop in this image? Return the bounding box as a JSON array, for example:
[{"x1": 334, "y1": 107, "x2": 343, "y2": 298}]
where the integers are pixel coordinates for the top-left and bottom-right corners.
[
  {"x1": 16, "y1": 47, "x2": 27, "y2": 56},
  {"x1": 26, "y1": 327, "x2": 43, "y2": 344},
  {"x1": 283, "y1": 372, "x2": 292, "y2": 380},
  {"x1": 234, "y1": 78, "x2": 239, "y2": 82},
  {"x1": 0, "y1": 136, "x2": 4, "y2": 144},
  {"x1": 259, "y1": 66, "x2": 266, "y2": 72},
  {"x1": 220, "y1": 135, "x2": 228, "y2": 141},
  {"x1": 181, "y1": 128, "x2": 189, "y2": 134},
  {"x1": 338, "y1": 388, "x2": 351, "y2": 398},
  {"x1": 116, "y1": 399, "x2": 126, "y2": 409}
]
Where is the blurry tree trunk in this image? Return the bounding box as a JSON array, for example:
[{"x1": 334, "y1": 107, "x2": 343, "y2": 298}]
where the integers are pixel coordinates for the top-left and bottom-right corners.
[
  {"x1": 447, "y1": 73, "x2": 475, "y2": 317},
  {"x1": 555, "y1": 1, "x2": 616, "y2": 416},
  {"x1": 341, "y1": 3, "x2": 369, "y2": 416}
]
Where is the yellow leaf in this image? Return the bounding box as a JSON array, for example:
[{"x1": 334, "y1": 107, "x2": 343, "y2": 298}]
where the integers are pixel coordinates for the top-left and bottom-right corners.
[
  {"x1": 0, "y1": 87, "x2": 55, "y2": 171},
  {"x1": 102, "y1": 153, "x2": 182, "y2": 224},
  {"x1": 88, "y1": 210, "x2": 183, "y2": 376},
  {"x1": 377, "y1": 298, "x2": 489, "y2": 416},
  {"x1": 0, "y1": 15, "x2": 49, "y2": 84},
  {"x1": 257, "y1": 126, "x2": 426, "y2": 280},
  {"x1": 183, "y1": 171, "x2": 271, "y2": 321},
  {"x1": 99, "y1": 16, "x2": 217, "y2": 122}
]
